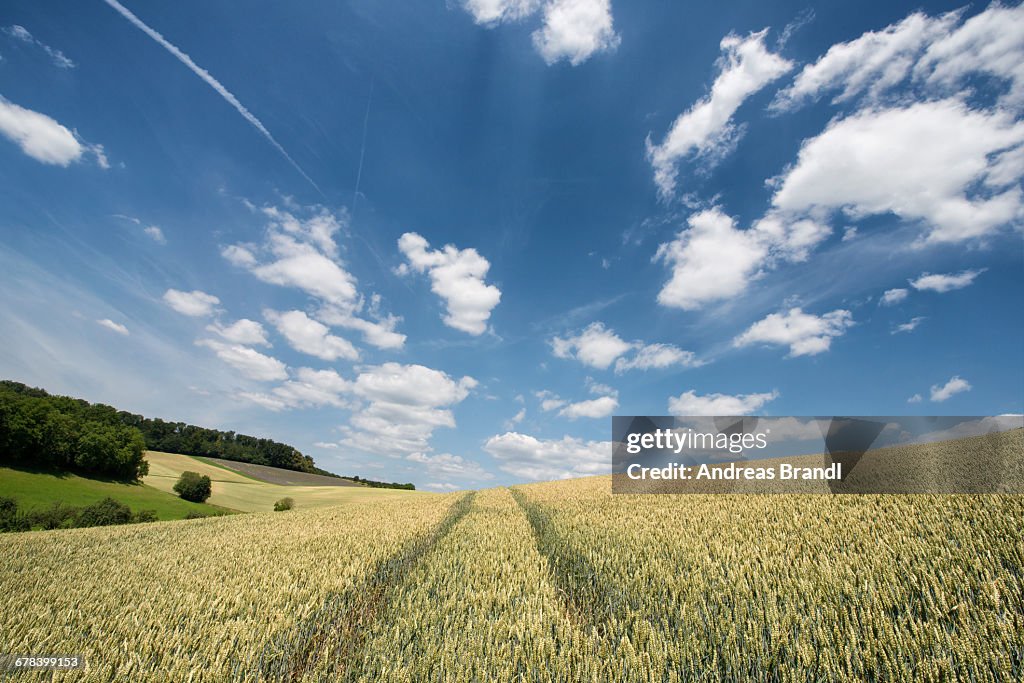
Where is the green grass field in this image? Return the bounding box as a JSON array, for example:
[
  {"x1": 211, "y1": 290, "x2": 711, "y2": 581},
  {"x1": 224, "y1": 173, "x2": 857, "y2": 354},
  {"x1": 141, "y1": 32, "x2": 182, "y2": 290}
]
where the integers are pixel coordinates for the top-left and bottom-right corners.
[
  {"x1": 142, "y1": 451, "x2": 424, "y2": 512},
  {"x1": 0, "y1": 465, "x2": 227, "y2": 520}
]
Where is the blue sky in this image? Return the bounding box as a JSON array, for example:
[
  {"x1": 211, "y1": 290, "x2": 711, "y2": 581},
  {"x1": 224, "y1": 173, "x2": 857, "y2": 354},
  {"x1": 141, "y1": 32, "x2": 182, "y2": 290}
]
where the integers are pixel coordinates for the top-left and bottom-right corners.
[{"x1": 0, "y1": 0, "x2": 1021, "y2": 489}]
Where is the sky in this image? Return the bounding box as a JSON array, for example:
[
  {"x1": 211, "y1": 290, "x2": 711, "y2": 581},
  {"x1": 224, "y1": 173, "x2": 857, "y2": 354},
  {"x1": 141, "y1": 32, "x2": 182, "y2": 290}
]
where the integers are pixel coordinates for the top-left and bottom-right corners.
[{"x1": 0, "y1": 0, "x2": 1022, "y2": 490}]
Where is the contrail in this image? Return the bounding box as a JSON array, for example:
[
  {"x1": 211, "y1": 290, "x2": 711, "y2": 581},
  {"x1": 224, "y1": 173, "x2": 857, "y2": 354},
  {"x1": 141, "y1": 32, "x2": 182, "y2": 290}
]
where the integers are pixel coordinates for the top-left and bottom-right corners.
[
  {"x1": 101, "y1": 0, "x2": 322, "y2": 195},
  {"x1": 351, "y1": 77, "x2": 374, "y2": 212}
]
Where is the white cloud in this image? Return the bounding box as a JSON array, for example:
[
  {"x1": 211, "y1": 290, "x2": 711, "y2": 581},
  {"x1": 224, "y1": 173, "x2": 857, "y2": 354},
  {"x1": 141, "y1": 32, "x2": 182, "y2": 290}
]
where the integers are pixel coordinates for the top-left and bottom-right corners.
[
  {"x1": 907, "y1": 393, "x2": 923, "y2": 404},
  {"x1": 0, "y1": 96, "x2": 98, "y2": 167},
  {"x1": 770, "y1": 99, "x2": 1024, "y2": 245},
  {"x1": 3, "y1": 24, "x2": 76, "y2": 69},
  {"x1": 909, "y1": 269, "x2": 985, "y2": 293},
  {"x1": 483, "y1": 431, "x2": 611, "y2": 481},
  {"x1": 654, "y1": 209, "x2": 767, "y2": 310},
  {"x1": 915, "y1": 4, "x2": 1024, "y2": 108},
  {"x1": 241, "y1": 367, "x2": 352, "y2": 411},
  {"x1": 532, "y1": 0, "x2": 620, "y2": 66},
  {"x1": 841, "y1": 227, "x2": 859, "y2": 242},
  {"x1": 196, "y1": 339, "x2": 287, "y2": 381},
  {"x1": 397, "y1": 232, "x2": 501, "y2": 336},
  {"x1": 162, "y1": 288, "x2": 220, "y2": 317},
  {"x1": 667, "y1": 389, "x2": 779, "y2": 415},
  {"x1": 734, "y1": 307, "x2": 853, "y2": 357},
  {"x1": 558, "y1": 395, "x2": 618, "y2": 419},
  {"x1": 614, "y1": 343, "x2": 700, "y2": 373},
  {"x1": 406, "y1": 452, "x2": 493, "y2": 481},
  {"x1": 341, "y1": 363, "x2": 476, "y2": 458},
  {"x1": 206, "y1": 318, "x2": 269, "y2": 346},
  {"x1": 223, "y1": 203, "x2": 405, "y2": 350},
  {"x1": 930, "y1": 375, "x2": 971, "y2": 402},
  {"x1": 504, "y1": 407, "x2": 527, "y2": 430},
  {"x1": 551, "y1": 322, "x2": 631, "y2": 369},
  {"x1": 654, "y1": 208, "x2": 830, "y2": 311},
  {"x1": 880, "y1": 288, "x2": 908, "y2": 306},
  {"x1": 264, "y1": 309, "x2": 358, "y2": 362},
  {"x1": 772, "y1": 11, "x2": 959, "y2": 110},
  {"x1": 143, "y1": 225, "x2": 166, "y2": 244},
  {"x1": 917, "y1": 415, "x2": 1023, "y2": 443},
  {"x1": 536, "y1": 390, "x2": 567, "y2": 412},
  {"x1": 647, "y1": 29, "x2": 792, "y2": 197},
  {"x1": 96, "y1": 318, "x2": 129, "y2": 336},
  {"x1": 459, "y1": 0, "x2": 618, "y2": 66},
  {"x1": 893, "y1": 316, "x2": 926, "y2": 334},
  {"x1": 313, "y1": 442, "x2": 339, "y2": 449},
  {"x1": 461, "y1": 0, "x2": 541, "y2": 25}
]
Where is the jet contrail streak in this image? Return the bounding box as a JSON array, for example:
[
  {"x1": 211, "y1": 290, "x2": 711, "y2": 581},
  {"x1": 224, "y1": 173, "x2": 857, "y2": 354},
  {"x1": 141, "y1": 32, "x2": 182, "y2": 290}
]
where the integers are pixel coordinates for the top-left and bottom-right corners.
[{"x1": 101, "y1": 0, "x2": 322, "y2": 195}]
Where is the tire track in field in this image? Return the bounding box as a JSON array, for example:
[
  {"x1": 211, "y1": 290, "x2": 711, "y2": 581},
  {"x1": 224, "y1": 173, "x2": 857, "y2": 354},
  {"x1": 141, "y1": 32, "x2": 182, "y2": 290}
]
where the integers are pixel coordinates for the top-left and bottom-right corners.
[
  {"x1": 250, "y1": 491, "x2": 475, "y2": 682},
  {"x1": 510, "y1": 488, "x2": 632, "y2": 637}
]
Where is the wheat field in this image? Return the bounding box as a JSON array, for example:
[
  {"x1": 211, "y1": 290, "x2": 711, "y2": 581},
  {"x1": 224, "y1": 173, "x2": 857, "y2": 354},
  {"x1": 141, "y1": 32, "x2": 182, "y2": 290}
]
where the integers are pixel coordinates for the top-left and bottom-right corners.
[{"x1": 1, "y1": 474, "x2": 1022, "y2": 681}]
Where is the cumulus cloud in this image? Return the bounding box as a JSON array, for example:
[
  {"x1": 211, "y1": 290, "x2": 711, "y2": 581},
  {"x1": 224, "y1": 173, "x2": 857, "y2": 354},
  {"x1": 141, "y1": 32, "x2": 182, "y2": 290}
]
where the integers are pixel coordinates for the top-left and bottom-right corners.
[
  {"x1": 143, "y1": 226, "x2": 166, "y2": 244},
  {"x1": 264, "y1": 309, "x2": 358, "y2": 362},
  {"x1": 162, "y1": 288, "x2": 220, "y2": 317},
  {"x1": 907, "y1": 393, "x2": 923, "y2": 404},
  {"x1": 909, "y1": 269, "x2": 985, "y2": 293},
  {"x1": 769, "y1": 100, "x2": 1024, "y2": 245},
  {"x1": 667, "y1": 389, "x2": 779, "y2": 415},
  {"x1": 96, "y1": 318, "x2": 129, "y2": 336},
  {"x1": 504, "y1": 407, "x2": 527, "y2": 430},
  {"x1": 406, "y1": 452, "x2": 493, "y2": 482},
  {"x1": 341, "y1": 363, "x2": 477, "y2": 458},
  {"x1": 647, "y1": 29, "x2": 793, "y2": 197},
  {"x1": 880, "y1": 288, "x2": 908, "y2": 306},
  {"x1": 460, "y1": 0, "x2": 619, "y2": 66},
  {"x1": 196, "y1": 339, "x2": 287, "y2": 381},
  {"x1": 551, "y1": 322, "x2": 632, "y2": 369},
  {"x1": 242, "y1": 367, "x2": 352, "y2": 411},
  {"x1": 532, "y1": 0, "x2": 620, "y2": 66},
  {"x1": 0, "y1": 96, "x2": 105, "y2": 167},
  {"x1": 930, "y1": 375, "x2": 971, "y2": 402},
  {"x1": 558, "y1": 395, "x2": 618, "y2": 419},
  {"x1": 614, "y1": 343, "x2": 700, "y2": 373},
  {"x1": 654, "y1": 208, "x2": 829, "y2": 310},
  {"x1": 3, "y1": 24, "x2": 76, "y2": 69},
  {"x1": 397, "y1": 232, "x2": 501, "y2": 336},
  {"x1": 892, "y1": 316, "x2": 926, "y2": 334},
  {"x1": 772, "y1": 11, "x2": 960, "y2": 110},
  {"x1": 206, "y1": 318, "x2": 269, "y2": 346},
  {"x1": 733, "y1": 307, "x2": 853, "y2": 357},
  {"x1": 483, "y1": 431, "x2": 611, "y2": 481},
  {"x1": 223, "y1": 203, "x2": 405, "y2": 350}
]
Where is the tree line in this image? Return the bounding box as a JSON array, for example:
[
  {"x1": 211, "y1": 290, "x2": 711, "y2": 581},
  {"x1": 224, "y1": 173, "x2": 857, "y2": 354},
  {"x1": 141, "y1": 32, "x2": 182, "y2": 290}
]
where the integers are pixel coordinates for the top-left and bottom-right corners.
[{"x1": 0, "y1": 381, "x2": 319, "y2": 479}]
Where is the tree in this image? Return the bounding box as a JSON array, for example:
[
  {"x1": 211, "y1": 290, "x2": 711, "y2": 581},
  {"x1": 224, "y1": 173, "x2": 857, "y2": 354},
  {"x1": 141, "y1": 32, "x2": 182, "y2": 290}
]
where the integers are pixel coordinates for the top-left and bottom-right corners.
[
  {"x1": 273, "y1": 497, "x2": 294, "y2": 511},
  {"x1": 173, "y1": 471, "x2": 212, "y2": 503}
]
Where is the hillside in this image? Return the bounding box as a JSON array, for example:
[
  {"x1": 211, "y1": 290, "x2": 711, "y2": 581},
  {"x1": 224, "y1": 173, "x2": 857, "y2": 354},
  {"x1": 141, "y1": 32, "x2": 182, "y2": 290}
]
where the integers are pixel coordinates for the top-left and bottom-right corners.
[
  {"x1": 142, "y1": 451, "x2": 419, "y2": 512},
  {"x1": 194, "y1": 456, "x2": 361, "y2": 487},
  {"x1": 0, "y1": 465, "x2": 228, "y2": 521}
]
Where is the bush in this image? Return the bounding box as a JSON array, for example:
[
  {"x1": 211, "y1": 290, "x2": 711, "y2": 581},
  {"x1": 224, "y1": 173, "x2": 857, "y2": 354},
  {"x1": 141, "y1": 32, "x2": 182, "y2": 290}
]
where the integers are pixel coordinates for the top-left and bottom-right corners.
[
  {"x1": 183, "y1": 511, "x2": 208, "y2": 520},
  {"x1": 0, "y1": 497, "x2": 30, "y2": 532},
  {"x1": 273, "y1": 497, "x2": 294, "y2": 512},
  {"x1": 174, "y1": 471, "x2": 212, "y2": 503},
  {"x1": 133, "y1": 509, "x2": 158, "y2": 523},
  {"x1": 29, "y1": 502, "x2": 79, "y2": 530},
  {"x1": 76, "y1": 497, "x2": 132, "y2": 527}
]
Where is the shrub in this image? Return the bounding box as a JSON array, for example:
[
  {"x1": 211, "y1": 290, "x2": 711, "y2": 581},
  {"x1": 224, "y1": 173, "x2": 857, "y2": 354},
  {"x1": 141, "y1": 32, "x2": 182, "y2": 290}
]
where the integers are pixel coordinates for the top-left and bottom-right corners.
[
  {"x1": 133, "y1": 509, "x2": 158, "y2": 524},
  {"x1": 183, "y1": 511, "x2": 208, "y2": 520},
  {"x1": 0, "y1": 497, "x2": 30, "y2": 532},
  {"x1": 29, "y1": 502, "x2": 79, "y2": 530},
  {"x1": 174, "y1": 471, "x2": 212, "y2": 503},
  {"x1": 273, "y1": 497, "x2": 294, "y2": 512},
  {"x1": 75, "y1": 497, "x2": 132, "y2": 527}
]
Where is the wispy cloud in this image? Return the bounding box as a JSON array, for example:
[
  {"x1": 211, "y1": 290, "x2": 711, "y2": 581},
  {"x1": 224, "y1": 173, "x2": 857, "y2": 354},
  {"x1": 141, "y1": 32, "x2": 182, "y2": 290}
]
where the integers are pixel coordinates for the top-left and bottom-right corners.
[
  {"x1": 101, "y1": 0, "x2": 320, "y2": 194},
  {"x1": 3, "y1": 24, "x2": 75, "y2": 68}
]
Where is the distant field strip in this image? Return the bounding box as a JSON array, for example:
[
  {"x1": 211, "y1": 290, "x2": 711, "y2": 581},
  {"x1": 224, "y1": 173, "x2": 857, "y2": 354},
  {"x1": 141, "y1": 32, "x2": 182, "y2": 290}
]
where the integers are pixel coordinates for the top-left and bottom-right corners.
[
  {"x1": 195, "y1": 457, "x2": 362, "y2": 487},
  {"x1": 255, "y1": 491, "x2": 475, "y2": 681},
  {"x1": 143, "y1": 451, "x2": 415, "y2": 512}
]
